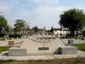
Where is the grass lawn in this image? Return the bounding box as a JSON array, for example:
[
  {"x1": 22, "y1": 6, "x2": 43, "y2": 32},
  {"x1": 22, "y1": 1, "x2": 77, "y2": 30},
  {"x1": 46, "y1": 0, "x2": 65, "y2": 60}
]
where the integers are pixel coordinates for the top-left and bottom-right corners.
[
  {"x1": 0, "y1": 37, "x2": 11, "y2": 41},
  {"x1": 0, "y1": 46, "x2": 11, "y2": 53},
  {"x1": 0, "y1": 37, "x2": 17, "y2": 41},
  {"x1": 0, "y1": 37, "x2": 5, "y2": 41},
  {"x1": 0, "y1": 57, "x2": 85, "y2": 64},
  {"x1": 71, "y1": 44, "x2": 85, "y2": 52}
]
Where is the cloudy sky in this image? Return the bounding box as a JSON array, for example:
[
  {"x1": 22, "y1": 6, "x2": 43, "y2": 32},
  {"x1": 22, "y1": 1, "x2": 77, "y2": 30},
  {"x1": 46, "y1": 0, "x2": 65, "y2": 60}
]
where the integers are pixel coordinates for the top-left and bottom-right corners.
[{"x1": 0, "y1": 0, "x2": 85, "y2": 29}]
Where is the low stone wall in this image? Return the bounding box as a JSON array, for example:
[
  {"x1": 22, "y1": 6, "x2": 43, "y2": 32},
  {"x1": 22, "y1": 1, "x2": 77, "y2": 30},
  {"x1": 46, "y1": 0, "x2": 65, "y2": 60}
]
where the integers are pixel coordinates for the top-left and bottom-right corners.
[
  {"x1": 8, "y1": 41, "x2": 14, "y2": 46},
  {"x1": 58, "y1": 46, "x2": 77, "y2": 54},
  {"x1": 8, "y1": 47, "x2": 27, "y2": 56}
]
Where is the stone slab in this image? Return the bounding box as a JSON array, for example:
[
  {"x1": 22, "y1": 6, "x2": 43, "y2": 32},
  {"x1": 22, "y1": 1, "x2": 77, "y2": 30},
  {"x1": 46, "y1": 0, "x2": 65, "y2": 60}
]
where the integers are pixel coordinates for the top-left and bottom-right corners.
[
  {"x1": 58, "y1": 46, "x2": 77, "y2": 54},
  {"x1": 8, "y1": 47, "x2": 27, "y2": 56}
]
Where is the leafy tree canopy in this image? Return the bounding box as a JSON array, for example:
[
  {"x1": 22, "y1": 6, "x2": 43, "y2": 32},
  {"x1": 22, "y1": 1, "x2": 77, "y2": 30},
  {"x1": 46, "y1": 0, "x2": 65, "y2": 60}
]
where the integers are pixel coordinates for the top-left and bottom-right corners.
[
  {"x1": 0, "y1": 15, "x2": 8, "y2": 32},
  {"x1": 14, "y1": 19, "x2": 26, "y2": 33},
  {"x1": 59, "y1": 8, "x2": 85, "y2": 37},
  {"x1": 50, "y1": 26, "x2": 54, "y2": 33},
  {"x1": 32, "y1": 26, "x2": 39, "y2": 32}
]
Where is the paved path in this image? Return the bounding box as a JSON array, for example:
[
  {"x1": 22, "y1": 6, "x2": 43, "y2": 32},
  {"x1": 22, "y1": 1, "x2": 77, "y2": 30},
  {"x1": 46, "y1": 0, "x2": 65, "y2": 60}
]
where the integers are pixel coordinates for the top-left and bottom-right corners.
[
  {"x1": 0, "y1": 51, "x2": 85, "y2": 60},
  {"x1": 0, "y1": 41, "x2": 8, "y2": 46},
  {"x1": 0, "y1": 38, "x2": 85, "y2": 60},
  {"x1": 0, "y1": 39, "x2": 24, "y2": 46}
]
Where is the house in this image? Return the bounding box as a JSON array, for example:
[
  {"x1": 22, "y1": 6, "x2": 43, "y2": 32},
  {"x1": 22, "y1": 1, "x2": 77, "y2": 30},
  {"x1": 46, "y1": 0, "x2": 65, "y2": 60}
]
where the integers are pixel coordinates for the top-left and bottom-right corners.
[{"x1": 53, "y1": 28, "x2": 69, "y2": 37}]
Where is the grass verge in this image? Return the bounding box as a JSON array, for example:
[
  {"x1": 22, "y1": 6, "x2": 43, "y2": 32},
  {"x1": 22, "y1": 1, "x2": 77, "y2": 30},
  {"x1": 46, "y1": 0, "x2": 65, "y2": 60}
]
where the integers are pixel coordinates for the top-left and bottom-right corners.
[
  {"x1": 71, "y1": 44, "x2": 85, "y2": 52},
  {"x1": 0, "y1": 46, "x2": 11, "y2": 53},
  {"x1": 0, "y1": 37, "x2": 17, "y2": 41}
]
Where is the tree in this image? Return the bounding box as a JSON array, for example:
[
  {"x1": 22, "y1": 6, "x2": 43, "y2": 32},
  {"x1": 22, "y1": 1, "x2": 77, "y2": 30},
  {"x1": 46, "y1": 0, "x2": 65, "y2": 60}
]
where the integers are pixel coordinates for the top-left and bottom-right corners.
[
  {"x1": 59, "y1": 8, "x2": 85, "y2": 37},
  {"x1": 32, "y1": 26, "x2": 39, "y2": 32},
  {"x1": 14, "y1": 19, "x2": 26, "y2": 33},
  {"x1": 4, "y1": 25, "x2": 10, "y2": 32},
  {"x1": 50, "y1": 26, "x2": 54, "y2": 34},
  {"x1": 82, "y1": 30, "x2": 85, "y2": 36},
  {"x1": 0, "y1": 15, "x2": 8, "y2": 32}
]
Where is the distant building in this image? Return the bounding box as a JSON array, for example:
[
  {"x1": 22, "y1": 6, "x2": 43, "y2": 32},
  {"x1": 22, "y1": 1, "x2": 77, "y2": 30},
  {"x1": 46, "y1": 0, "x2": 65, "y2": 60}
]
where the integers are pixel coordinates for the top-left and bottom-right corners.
[
  {"x1": 53, "y1": 28, "x2": 69, "y2": 37},
  {"x1": 21, "y1": 28, "x2": 46, "y2": 36}
]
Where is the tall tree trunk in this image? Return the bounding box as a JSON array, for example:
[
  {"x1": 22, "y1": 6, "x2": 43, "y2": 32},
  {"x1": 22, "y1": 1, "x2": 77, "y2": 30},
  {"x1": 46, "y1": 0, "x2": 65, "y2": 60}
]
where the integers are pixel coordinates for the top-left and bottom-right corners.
[
  {"x1": 72, "y1": 30, "x2": 75, "y2": 38},
  {"x1": 70, "y1": 29, "x2": 75, "y2": 38}
]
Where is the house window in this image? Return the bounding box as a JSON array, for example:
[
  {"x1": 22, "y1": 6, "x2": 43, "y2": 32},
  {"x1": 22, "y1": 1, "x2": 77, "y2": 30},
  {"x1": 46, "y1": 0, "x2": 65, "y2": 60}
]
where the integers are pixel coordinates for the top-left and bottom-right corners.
[{"x1": 38, "y1": 47, "x2": 49, "y2": 50}]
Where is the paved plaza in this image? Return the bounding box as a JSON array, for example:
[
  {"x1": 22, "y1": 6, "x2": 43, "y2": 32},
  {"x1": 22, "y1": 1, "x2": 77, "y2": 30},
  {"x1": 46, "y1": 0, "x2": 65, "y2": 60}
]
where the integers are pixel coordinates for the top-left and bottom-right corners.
[
  {"x1": 0, "y1": 34, "x2": 85, "y2": 60},
  {"x1": 0, "y1": 50, "x2": 85, "y2": 60}
]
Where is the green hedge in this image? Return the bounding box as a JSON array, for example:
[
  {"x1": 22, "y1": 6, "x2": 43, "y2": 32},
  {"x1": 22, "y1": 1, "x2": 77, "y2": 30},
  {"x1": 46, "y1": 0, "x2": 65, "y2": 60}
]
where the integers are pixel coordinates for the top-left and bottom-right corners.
[{"x1": 9, "y1": 33, "x2": 22, "y2": 38}]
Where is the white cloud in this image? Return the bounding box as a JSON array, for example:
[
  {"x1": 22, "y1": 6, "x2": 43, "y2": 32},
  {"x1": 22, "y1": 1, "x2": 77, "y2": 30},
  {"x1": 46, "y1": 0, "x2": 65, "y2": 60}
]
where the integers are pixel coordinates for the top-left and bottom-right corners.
[
  {"x1": 32, "y1": 6, "x2": 69, "y2": 28},
  {"x1": 1, "y1": 0, "x2": 84, "y2": 29},
  {"x1": 0, "y1": 3, "x2": 9, "y2": 13},
  {"x1": 32, "y1": 5, "x2": 85, "y2": 29}
]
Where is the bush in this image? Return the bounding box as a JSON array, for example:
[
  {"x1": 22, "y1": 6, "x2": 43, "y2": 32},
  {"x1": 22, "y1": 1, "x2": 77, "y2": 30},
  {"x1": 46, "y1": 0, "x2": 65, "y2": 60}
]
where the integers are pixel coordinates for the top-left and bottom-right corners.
[
  {"x1": 9, "y1": 33, "x2": 22, "y2": 38},
  {"x1": 66, "y1": 33, "x2": 71, "y2": 38},
  {"x1": 82, "y1": 30, "x2": 85, "y2": 36},
  {"x1": 77, "y1": 35, "x2": 83, "y2": 39},
  {"x1": 0, "y1": 32, "x2": 5, "y2": 37}
]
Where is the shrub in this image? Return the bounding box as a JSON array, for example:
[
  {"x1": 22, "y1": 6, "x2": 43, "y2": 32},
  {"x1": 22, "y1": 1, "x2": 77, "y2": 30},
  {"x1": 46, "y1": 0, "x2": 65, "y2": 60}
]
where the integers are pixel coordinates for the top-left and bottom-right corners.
[
  {"x1": 9, "y1": 33, "x2": 22, "y2": 38},
  {"x1": 66, "y1": 33, "x2": 71, "y2": 38},
  {"x1": 82, "y1": 30, "x2": 85, "y2": 36},
  {"x1": 0, "y1": 32, "x2": 5, "y2": 37}
]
